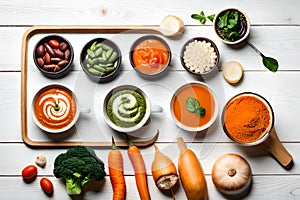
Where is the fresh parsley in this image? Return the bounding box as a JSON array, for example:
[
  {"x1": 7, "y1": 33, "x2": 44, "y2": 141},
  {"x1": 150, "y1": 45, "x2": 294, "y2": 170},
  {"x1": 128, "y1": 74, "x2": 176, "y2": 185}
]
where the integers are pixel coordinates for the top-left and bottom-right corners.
[{"x1": 191, "y1": 11, "x2": 215, "y2": 24}]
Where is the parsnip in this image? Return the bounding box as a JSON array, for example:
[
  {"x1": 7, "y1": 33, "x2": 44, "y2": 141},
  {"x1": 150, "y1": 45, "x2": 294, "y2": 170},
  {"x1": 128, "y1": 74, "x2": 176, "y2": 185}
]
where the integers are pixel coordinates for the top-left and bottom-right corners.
[{"x1": 177, "y1": 137, "x2": 208, "y2": 200}]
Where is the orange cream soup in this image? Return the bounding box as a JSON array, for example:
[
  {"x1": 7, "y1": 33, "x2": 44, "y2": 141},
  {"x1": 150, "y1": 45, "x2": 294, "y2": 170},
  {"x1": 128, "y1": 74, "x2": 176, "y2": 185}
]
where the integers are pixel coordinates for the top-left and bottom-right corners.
[
  {"x1": 132, "y1": 39, "x2": 169, "y2": 74},
  {"x1": 173, "y1": 84, "x2": 215, "y2": 128},
  {"x1": 34, "y1": 87, "x2": 77, "y2": 130}
]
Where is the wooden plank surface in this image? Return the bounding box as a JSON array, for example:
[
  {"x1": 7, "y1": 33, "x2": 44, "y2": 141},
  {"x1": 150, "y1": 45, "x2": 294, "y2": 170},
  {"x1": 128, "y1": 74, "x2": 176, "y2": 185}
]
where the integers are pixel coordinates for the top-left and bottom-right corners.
[
  {"x1": 0, "y1": 0, "x2": 300, "y2": 25},
  {"x1": 0, "y1": 0, "x2": 299, "y2": 199}
]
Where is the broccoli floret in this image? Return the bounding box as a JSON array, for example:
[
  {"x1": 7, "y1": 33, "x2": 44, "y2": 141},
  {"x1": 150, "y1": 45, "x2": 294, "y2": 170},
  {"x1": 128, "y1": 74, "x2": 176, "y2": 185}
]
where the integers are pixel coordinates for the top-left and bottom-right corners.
[{"x1": 53, "y1": 146, "x2": 106, "y2": 195}]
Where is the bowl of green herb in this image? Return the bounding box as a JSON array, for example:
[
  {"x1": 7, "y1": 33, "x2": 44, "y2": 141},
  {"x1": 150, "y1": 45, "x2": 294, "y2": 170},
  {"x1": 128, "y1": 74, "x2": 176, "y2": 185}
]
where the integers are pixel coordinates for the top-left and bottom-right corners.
[{"x1": 213, "y1": 8, "x2": 250, "y2": 45}]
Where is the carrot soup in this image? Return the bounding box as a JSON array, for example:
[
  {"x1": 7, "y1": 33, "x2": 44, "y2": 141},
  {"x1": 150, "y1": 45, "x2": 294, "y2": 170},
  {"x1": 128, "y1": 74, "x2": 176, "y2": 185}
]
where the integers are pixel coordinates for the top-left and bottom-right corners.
[
  {"x1": 172, "y1": 83, "x2": 216, "y2": 129},
  {"x1": 33, "y1": 86, "x2": 77, "y2": 131},
  {"x1": 132, "y1": 37, "x2": 170, "y2": 75}
]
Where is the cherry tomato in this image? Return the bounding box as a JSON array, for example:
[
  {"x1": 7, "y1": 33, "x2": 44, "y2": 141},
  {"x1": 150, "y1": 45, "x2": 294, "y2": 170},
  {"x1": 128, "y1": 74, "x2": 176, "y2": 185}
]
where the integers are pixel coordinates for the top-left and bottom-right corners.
[
  {"x1": 40, "y1": 178, "x2": 54, "y2": 194},
  {"x1": 22, "y1": 165, "x2": 37, "y2": 180}
]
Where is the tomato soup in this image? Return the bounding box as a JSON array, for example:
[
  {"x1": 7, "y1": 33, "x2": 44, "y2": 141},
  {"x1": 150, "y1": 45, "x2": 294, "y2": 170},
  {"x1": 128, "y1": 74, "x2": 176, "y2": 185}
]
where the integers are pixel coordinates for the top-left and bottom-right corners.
[
  {"x1": 34, "y1": 86, "x2": 77, "y2": 131},
  {"x1": 223, "y1": 94, "x2": 272, "y2": 143},
  {"x1": 172, "y1": 83, "x2": 216, "y2": 128},
  {"x1": 132, "y1": 38, "x2": 170, "y2": 75}
]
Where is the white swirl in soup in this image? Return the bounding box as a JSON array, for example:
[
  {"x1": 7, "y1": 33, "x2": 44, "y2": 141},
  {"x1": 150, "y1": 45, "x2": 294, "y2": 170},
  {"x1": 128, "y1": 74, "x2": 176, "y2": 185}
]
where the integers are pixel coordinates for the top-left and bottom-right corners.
[
  {"x1": 34, "y1": 88, "x2": 77, "y2": 130},
  {"x1": 106, "y1": 89, "x2": 147, "y2": 128}
]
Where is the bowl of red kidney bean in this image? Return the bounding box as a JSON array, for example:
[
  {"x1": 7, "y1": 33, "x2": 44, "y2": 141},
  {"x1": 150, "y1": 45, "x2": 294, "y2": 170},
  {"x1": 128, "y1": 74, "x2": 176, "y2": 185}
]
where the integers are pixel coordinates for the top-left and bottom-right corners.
[{"x1": 33, "y1": 35, "x2": 74, "y2": 78}]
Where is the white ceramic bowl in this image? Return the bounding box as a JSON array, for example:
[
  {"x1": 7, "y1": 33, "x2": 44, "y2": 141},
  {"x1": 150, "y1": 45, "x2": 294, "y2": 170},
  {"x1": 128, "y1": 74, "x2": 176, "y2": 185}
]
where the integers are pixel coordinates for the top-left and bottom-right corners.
[
  {"x1": 170, "y1": 82, "x2": 219, "y2": 132},
  {"x1": 103, "y1": 85, "x2": 151, "y2": 133},
  {"x1": 213, "y1": 8, "x2": 250, "y2": 45},
  {"x1": 32, "y1": 84, "x2": 80, "y2": 133}
]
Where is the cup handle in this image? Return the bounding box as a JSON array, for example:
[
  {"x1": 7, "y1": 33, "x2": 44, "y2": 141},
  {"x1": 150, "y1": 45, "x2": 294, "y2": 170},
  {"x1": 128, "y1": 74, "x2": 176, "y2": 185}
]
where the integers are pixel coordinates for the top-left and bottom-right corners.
[
  {"x1": 151, "y1": 105, "x2": 163, "y2": 113},
  {"x1": 260, "y1": 128, "x2": 293, "y2": 169},
  {"x1": 80, "y1": 108, "x2": 91, "y2": 113}
]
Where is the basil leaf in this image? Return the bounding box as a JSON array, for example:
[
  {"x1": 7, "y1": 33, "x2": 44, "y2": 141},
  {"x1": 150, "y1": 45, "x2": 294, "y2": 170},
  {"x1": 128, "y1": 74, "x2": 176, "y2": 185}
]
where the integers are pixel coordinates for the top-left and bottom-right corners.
[
  {"x1": 196, "y1": 107, "x2": 206, "y2": 117},
  {"x1": 207, "y1": 14, "x2": 215, "y2": 22},
  {"x1": 263, "y1": 57, "x2": 278, "y2": 72},
  {"x1": 191, "y1": 14, "x2": 201, "y2": 20},
  {"x1": 186, "y1": 97, "x2": 199, "y2": 113},
  {"x1": 199, "y1": 11, "x2": 206, "y2": 24}
]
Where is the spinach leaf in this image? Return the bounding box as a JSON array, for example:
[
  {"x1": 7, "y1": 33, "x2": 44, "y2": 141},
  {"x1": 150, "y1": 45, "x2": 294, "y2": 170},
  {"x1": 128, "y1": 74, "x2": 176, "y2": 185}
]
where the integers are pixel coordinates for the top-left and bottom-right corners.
[
  {"x1": 218, "y1": 11, "x2": 230, "y2": 28},
  {"x1": 263, "y1": 56, "x2": 279, "y2": 72},
  {"x1": 186, "y1": 97, "x2": 199, "y2": 113}
]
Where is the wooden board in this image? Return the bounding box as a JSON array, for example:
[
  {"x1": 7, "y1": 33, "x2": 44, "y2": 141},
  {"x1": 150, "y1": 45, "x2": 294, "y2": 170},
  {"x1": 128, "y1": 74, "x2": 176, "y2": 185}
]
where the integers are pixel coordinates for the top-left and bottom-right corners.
[{"x1": 21, "y1": 25, "x2": 170, "y2": 148}]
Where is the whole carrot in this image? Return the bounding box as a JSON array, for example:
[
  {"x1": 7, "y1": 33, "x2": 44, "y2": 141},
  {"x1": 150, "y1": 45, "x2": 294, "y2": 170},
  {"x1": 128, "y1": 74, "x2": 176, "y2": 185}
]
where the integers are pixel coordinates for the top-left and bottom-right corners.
[
  {"x1": 127, "y1": 139, "x2": 151, "y2": 200},
  {"x1": 108, "y1": 137, "x2": 126, "y2": 200}
]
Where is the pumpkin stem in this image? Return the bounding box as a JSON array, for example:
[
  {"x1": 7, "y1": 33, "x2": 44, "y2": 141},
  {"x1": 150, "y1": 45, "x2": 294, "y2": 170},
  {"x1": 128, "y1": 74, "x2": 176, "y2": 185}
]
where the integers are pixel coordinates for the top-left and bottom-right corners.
[{"x1": 228, "y1": 168, "x2": 237, "y2": 177}]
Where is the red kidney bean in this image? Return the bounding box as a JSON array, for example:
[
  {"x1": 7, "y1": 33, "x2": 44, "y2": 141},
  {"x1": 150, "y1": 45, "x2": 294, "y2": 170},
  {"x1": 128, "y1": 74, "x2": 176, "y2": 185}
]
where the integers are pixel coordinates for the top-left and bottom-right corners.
[
  {"x1": 44, "y1": 52, "x2": 51, "y2": 64},
  {"x1": 57, "y1": 60, "x2": 69, "y2": 68},
  {"x1": 59, "y1": 42, "x2": 68, "y2": 51},
  {"x1": 37, "y1": 58, "x2": 44, "y2": 67},
  {"x1": 53, "y1": 49, "x2": 65, "y2": 59},
  {"x1": 44, "y1": 43, "x2": 55, "y2": 57},
  {"x1": 35, "y1": 37, "x2": 72, "y2": 73},
  {"x1": 36, "y1": 45, "x2": 45, "y2": 57},
  {"x1": 50, "y1": 57, "x2": 62, "y2": 63},
  {"x1": 43, "y1": 64, "x2": 56, "y2": 71},
  {"x1": 54, "y1": 65, "x2": 61, "y2": 72},
  {"x1": 65, "y1": 49, "x2": 71, "y2": 60},
  {"x1": 48, "y1": 39, "x2": 60, "y2": 49}
]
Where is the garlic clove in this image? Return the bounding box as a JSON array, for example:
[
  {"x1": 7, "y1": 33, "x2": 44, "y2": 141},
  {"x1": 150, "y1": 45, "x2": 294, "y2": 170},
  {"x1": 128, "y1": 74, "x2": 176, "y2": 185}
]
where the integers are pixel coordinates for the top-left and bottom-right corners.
[
  {"x1": 35, "y1": 155, "x2": 47, "y2": 167},
  {"x1": 212, "y1": 153, "x2": 251, "y2": 195}
]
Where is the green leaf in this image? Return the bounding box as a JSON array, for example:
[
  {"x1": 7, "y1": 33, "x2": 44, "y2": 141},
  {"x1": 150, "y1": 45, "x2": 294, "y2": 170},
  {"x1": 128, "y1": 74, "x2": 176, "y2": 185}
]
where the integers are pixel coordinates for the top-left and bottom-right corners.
[
  {"x1": 199, "y1": 11, "x2": 206, "y2": 24},
  {"x1": 196, "y1": 107, "x2": 206, "y2": 117},
  {"x1": 207, "y1": 14, "x2": 215, "y2": 22},
  {"x1": 228, "y1": 31, "x2": 239, "y2": 39},
  {"x1": 218, "y1": 10, "x2": 230, "y2": 28},
  {"x1": 53, "y1": 104, "x2": 60, "y2": 111},
  {"x1": 186, "y1": 97, "x2": 199, "y2": 113},
  {"x1": 191, "y1": 14, "x2": 201, "y2": 20},
  {"x1": 263, "y1": 57, "x2": 278, "y2": 72}
]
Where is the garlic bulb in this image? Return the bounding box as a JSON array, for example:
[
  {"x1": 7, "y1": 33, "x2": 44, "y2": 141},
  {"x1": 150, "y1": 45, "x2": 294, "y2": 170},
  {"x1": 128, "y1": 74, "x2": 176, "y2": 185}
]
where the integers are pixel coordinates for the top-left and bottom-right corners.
[{"x1": 212, "y1": 154, "x2": 251, "y2": 195}]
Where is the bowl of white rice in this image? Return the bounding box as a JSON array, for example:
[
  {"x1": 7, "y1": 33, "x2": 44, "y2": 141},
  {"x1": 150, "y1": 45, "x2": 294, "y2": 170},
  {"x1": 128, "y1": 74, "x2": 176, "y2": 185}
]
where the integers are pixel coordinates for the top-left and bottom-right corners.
[{"x1": 180, "y1": 37, "x2": 220, "y2": 78}]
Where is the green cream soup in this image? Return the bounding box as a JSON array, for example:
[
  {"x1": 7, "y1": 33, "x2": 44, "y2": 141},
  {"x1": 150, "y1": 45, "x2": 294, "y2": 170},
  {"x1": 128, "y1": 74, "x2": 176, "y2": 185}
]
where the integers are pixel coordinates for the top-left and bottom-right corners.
[{"x1": 106, "y1": 89, "x2": 147, "y2": 128}]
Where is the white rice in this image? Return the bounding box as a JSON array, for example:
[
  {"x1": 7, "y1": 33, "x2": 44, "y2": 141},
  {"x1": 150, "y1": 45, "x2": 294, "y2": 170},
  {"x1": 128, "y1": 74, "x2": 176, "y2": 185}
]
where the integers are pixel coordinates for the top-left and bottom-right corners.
[{"x1": 183, "y1": 40, "x2": 217, "y2": 73}]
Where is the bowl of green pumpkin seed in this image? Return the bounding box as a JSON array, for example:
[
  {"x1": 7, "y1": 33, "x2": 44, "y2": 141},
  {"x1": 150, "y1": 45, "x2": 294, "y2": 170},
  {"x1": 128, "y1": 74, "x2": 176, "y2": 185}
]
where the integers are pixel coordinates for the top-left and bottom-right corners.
[
  {"x1": 80, "y1": 38, "x2": 122, "y2": 83},
  {"x1": 213, "y1": 8, "x2": 250, "y2": 45}
]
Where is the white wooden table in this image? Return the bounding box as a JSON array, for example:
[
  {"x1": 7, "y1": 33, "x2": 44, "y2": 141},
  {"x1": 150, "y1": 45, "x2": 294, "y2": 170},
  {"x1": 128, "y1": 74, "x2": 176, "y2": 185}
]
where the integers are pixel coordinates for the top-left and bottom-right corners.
[{"x1": 1, "y1": 0, "x2": 300, "y2": 199}]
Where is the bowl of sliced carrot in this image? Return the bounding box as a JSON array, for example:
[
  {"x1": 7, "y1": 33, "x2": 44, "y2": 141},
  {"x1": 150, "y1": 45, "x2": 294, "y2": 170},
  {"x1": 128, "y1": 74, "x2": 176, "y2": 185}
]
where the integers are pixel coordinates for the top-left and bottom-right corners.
[{"x1": 129, "y1": 35, "x2": 171, "y2": 79}]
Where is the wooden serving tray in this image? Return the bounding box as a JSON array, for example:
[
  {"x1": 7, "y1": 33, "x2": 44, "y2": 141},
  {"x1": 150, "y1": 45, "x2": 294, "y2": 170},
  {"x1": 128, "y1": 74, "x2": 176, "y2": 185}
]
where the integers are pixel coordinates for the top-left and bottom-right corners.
[{"x1": 21, "y1": 25, "x2": 169, "y2": 148}]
